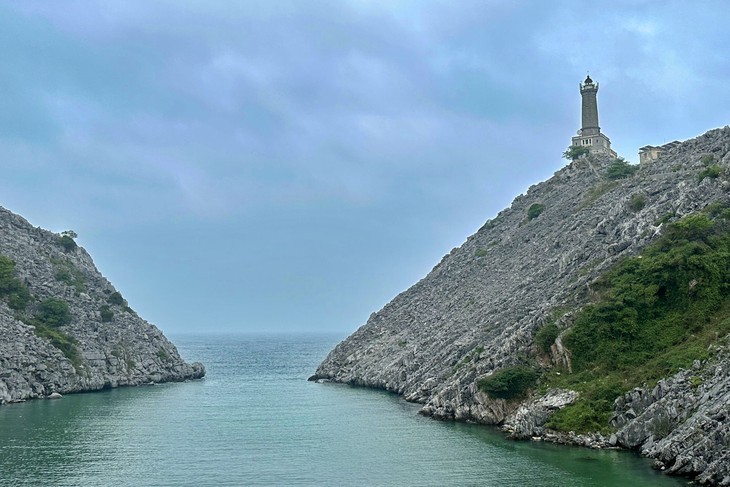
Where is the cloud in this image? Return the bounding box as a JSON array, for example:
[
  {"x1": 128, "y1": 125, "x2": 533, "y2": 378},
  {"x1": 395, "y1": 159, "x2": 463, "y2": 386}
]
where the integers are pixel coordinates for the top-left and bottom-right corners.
[
  {"x1": 623, "y1": 18, "x2": 658, "y2": 38},
  {"x1": 2, "y1": 1, "x2": 730, "y2": 331}
]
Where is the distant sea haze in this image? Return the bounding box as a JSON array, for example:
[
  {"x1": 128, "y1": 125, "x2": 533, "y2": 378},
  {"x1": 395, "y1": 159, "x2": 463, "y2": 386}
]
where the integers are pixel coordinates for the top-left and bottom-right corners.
[{"x1": 0, "y1": 334, "x2": 684, "y2": 486}]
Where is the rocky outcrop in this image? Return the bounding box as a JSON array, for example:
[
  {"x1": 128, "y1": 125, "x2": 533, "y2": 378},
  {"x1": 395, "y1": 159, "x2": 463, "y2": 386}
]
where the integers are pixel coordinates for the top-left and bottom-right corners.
[
  {"x1": 313, "y1": 127, "x2": 730, "y2": 483},
  {"x1": 611, "y1": 350, "x2": 730, "y2": 485},
  {"x1": 0, "y1": 207, "x2": 204, "y2": 404},
  {"x1": 502, "y1": 389, "x2": 579, "y2": 439}
]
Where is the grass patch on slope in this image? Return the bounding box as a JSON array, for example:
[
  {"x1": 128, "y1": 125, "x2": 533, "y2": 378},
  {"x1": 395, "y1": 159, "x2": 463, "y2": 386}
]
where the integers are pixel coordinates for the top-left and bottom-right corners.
[
  {"x1": 545, "y1": 206, "x2": 730, "y2": 433},
  {"x1": 0, "y1": 255, "x2": 82, "y2": 369},
  {"x1": 23, "y1": 298, "x2": 81, "y2": 368},
  {"x1": 52, "y1": 257, "x2": 87, "y2": 294},
  {"x1": 32, "y1": 322, "x2": 82, "y2": 369},
  {"x1": 0, "y1": 255, "x2": 31, "y2": 310}
]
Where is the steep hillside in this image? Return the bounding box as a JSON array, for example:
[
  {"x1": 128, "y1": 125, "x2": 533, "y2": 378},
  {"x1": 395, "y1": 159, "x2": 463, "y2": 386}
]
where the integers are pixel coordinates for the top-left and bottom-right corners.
[
  {"x1": 0, "y1": 208, "x2": 204, "y2": 404},
  {"x1": 312, "y1": 127, "x2": 730, "y2": 484}
]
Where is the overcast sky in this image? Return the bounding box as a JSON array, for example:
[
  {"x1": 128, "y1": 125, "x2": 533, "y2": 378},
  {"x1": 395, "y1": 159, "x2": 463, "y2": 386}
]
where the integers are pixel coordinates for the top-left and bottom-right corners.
[{"x1": 1, "y1": 1, "x2": 729, "y2": 334}]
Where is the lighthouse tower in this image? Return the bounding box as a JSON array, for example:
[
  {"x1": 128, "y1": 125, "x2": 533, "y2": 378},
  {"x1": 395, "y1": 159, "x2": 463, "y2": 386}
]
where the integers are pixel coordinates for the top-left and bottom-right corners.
[{"x1": 571, "y1": 75, "x2": 616, "y2": 157}]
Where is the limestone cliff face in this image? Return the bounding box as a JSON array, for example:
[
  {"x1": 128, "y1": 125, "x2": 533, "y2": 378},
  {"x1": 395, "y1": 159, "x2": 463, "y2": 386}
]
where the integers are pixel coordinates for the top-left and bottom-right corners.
[
  {"x1": 611, "y1": 354, "x2": 730, "y2": 485},
  {"x1": 313, "y1": 127, "x2": 730, "y2": 482},
  {"x1": 0, "y1": 207, "x2": 204, "y2": 404}
]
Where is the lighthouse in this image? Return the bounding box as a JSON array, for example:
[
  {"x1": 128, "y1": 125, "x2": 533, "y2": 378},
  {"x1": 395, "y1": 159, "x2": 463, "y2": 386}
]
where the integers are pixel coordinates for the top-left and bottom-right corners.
[{"x1": 571, "y1": 75, "x2": 616, "y2": 157}]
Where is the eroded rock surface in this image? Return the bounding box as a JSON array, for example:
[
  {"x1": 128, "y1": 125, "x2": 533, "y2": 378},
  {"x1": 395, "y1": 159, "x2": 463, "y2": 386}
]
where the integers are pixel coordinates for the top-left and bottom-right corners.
[
  {"x1": 0, "y1": 207, "x2": 204, "y2": 404},
  {"x1": 502, "y1": 389, "x2": 579, "y2": 440},
  {"x1": 612, "y1": 352, "x2": 730, "y2": 485}
]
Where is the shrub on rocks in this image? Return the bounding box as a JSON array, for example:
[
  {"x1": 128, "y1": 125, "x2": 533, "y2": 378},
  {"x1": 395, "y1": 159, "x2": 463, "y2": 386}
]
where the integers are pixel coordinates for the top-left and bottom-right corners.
[
  {"x1": 606, "y1": 158, "x2": 638, "y2": 180},
  {"x1": 36, "y1": 298, "x2": 72, "y2": 327},
  {"x1": 562, "y1": 145, "x2": 589, "y2": 161},
  {"x1": 0, "y1": 255, "x2": 31, "y2": 310},
  {"x1": 629, "y1": 193, "x2": 647, "y2": 212},
  {"x1": 527, "y1": 203, "x2": 545, "y2": 220},
  {"x1": 57, "y1": 231, "x2": 78, "y2": 252},
  {"x1": 477, "y1": 366, "x2": 539, "y2": 400},
  {"x1": 100, "y1": 305, "x2": 114, "y2": 322},
  {"x1": 108, "y1": 291, "x2": 125, "y2": 306},
  {"x1": 535, "y1": 323, "x2": 560, "y2": 353}
]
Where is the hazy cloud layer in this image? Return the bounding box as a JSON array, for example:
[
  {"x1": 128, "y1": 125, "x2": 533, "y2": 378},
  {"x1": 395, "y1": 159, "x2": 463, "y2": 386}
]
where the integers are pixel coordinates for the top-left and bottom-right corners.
[{"x1": 1, "y1": 1, "x2": 729, "y2": 332}]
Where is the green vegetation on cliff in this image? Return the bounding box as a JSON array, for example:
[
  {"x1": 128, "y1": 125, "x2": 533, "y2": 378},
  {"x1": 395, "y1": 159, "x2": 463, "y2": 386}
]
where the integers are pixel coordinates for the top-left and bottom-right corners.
[
  {"x1": 605, "y1": 158, "x2": 638, "y2": 180},
  {"x1": 35, "y1": 298, "x2": 72, "y2": 327},
  {"x1": 698, "y1": 154, "x2": 723, "y2": 182},
  {"x1": 100, "y1": 305, "x2": 114, "y2": 322},
  {"x1": 563, "y1": 145, "x2": 589, "y2": 161},
  {"x1": 32, "y1": 323, "x2": 81, "y2": 369},
  {"x1": 108, "y1": 291, "x2": 125, "y2": 306},
  {"x1": 0, "y1": 254, "x2": 81, "y2": 367},
  {"x1": 547, "y1": 205, "x2": 730, "y2": 433},
  {"x1": 477, "y1": 365, "x2": 538, "y2": 400},
  {"x1": 27, "y1": 298, "x2": 81, "y2": 368},
  {"x1": 527, "y1": 203, "x2": 545, "y2": 221},
  {"x1": 0, "y1": 256, "x2": 30, "y2": 310},
  {"x1": 53, "y1": 257, "x2": 87, "y2": 294},
  {"x1": 57, "y1": 230, "x2": 78, "y2": 252},
  {"x1": 535, "y1": 323, "x2": 559, "y2": 354}
]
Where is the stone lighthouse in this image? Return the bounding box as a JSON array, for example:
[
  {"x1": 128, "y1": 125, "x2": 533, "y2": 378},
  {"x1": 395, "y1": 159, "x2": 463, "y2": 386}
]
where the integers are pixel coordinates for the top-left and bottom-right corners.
[{"x1": 571, "y1": 75, "x2": 616, "y2": 157}]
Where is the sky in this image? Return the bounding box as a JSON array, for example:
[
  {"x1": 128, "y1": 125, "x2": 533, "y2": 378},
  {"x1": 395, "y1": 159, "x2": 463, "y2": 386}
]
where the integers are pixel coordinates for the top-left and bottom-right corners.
[{"x1": 1, "y1": 1, "x2": 729, "y2": 334}]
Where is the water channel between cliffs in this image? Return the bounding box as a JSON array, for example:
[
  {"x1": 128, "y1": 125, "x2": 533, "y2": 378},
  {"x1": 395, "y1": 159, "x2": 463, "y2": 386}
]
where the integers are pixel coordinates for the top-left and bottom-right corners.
[{"x1": 0, "y1": 334, "x2": 688, "y2": 486}]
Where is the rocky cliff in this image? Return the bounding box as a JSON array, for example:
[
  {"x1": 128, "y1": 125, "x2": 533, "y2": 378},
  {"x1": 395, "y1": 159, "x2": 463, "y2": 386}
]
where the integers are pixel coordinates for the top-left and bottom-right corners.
[
  {"x1": 313, "y1": 127, "x2": 730, "y2": 484},
  {"x1": 0, "y1": 207, "x2": 204, "y2": 404}
]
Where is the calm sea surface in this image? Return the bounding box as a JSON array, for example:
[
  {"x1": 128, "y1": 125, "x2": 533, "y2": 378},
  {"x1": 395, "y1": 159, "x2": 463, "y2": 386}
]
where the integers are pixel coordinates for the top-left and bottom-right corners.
[{"x1": 0, "y1": 334, "x2": 689, "y2": 486}]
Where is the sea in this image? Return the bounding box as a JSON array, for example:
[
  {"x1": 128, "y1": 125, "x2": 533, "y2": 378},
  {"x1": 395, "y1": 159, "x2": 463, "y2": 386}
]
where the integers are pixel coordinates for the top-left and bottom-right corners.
[{"x1": 0, "y1": 334, "x2": 689, "y2": 486}]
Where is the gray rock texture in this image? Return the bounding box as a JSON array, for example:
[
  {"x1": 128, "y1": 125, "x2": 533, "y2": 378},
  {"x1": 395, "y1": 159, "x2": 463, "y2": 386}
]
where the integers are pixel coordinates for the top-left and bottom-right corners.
[
  {"x1": 313, "y1": 127, "x2": 730, "y2": 483},
  {"x1": 612, "y1": 352, "x2": 730, "y2": 485},
  {"x1": 0, "y1": 207, "x2": 204, "y2": 404},
  {"x1": 502, "y1": 388, "x2": 579, "y2": 440}
]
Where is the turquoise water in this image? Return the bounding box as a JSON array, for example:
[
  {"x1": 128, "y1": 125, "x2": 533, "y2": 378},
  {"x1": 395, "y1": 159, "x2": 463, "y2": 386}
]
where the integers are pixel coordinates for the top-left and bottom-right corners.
[{"x1": 0, "y1": 334, "x2": 689, "y2": 486}]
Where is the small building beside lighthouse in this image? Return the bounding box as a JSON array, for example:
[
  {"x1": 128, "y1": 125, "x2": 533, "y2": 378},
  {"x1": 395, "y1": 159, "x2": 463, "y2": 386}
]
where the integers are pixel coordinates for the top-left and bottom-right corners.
[{"x1": 571, "y1": 75, "x2": 617, "y2": 157}]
